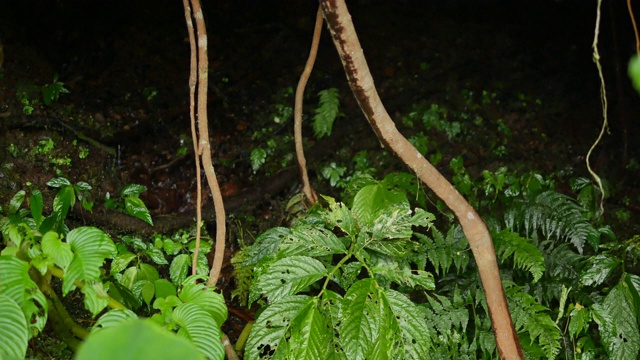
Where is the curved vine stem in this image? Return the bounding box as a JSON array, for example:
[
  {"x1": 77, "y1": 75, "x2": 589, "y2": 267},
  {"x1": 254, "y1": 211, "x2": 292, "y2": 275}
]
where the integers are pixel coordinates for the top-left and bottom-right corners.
[
  {"x1": 182, "y1": 0, "x2": 226, "y2": 287},
  {"x1": 294, "y1": 5, "x2": 323, "y2": 205},
  {"x1": 586, "y1": 0, "x2": 608, "y2": 218},
  {"x1": 319, "y1": 1, "x2": 523, "y2": 358}
]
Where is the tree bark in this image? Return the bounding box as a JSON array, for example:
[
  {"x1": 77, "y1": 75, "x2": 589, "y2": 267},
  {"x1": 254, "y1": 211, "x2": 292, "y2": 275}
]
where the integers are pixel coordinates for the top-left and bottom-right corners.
[{"x1": 319, "y1": 1, "x2": 523, "y2": 358}]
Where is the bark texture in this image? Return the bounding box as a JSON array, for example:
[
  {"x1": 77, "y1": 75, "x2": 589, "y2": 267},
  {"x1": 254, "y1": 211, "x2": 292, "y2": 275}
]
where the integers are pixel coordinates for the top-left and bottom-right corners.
[{"x1": 320, "y1": 1, "x2": 524, "y2": 358}]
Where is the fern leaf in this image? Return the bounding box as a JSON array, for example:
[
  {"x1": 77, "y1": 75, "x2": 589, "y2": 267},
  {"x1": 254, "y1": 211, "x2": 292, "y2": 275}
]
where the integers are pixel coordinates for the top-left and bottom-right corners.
[
  {"x1": 508, "y1": 288, "x2": 562, "y2": 359},
  {"x1": 505, "y1": 190, "x2": 599, "y2": 254},
  {"x1": 313, "y1": 88, "x2": 341, "y2": 138},
  {"x1": 493, "y1": 229, "x2": 545, "y2": 283}
]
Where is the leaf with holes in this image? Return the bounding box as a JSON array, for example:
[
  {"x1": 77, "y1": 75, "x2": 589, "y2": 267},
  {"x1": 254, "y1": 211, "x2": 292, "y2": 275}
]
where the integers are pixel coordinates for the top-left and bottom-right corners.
[{"x1": 252, "y1": 255, "x2": 327, "y2": 303}]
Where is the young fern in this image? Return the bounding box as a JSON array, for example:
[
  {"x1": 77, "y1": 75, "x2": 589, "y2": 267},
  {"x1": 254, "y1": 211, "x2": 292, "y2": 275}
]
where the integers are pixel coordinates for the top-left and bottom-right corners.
[{"x1": 504, "y1": 190, "x2": 600, "y2": 253}]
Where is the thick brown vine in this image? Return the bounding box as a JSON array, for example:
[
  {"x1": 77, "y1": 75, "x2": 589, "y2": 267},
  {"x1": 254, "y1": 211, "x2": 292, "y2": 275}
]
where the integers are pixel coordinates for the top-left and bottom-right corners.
[{"x1": 319, "y1": 0, "x2": 524, "y2": 358}]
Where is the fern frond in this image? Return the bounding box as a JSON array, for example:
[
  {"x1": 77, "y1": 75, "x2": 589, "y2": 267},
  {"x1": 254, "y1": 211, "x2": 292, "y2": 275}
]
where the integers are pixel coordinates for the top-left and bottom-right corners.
[
  {"x1": 493, "y1": 229, "x2": 545, "y2": 283},
  {"x1": 312, "y1": 88, "x2": 341, "y2": 138},
  {"x1": 507, "y1": 286, "x2": 562, "y2": 359},
  {"x1": 505, "y1": 190, "x2": 599, "y2": 254}
]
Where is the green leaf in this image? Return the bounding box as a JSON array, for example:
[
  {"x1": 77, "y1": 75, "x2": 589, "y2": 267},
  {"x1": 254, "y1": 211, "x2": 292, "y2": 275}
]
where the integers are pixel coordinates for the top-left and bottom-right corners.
[
  {"x1": 63, "y1": 227, "x2": 116, "y2": 295},
  {"x1": 592, "y1": 283, "x2": 640, "y2": 359},
  {"x1": 384, "y1": 290, "x2": 432, "y2": 359},
  {"x1": 280, "y1": 225, "x2": 347, "y2": 258},
  {"x1": 288, "y1": 297, "x2": 333, "y2": 359},
  {"x1": 352, "y1": 184, "x2": 408, "y2": 229},
  {"x1": 110, "y1": 253, "x2": 137, "y2": 275},
  {"x1": 174, "y1": 303, "x2": 224, "y2": 360},
  {"x1": 47, "y1": 177, "x2": 72, "y2": 188},
  {"x1": 568, "y1": 305, "x2": 591, "y2": 338},
  {"x1": 81, "y1": 282, "x2": 111, "y2": 316},
  {"x1": 154, "y1": 279, "x2": 177, "y2": 299},
  {"x1": 121, "y1": 184, "x2": 147, "y2": 197},
  {"x1": 124, "y1": 196, "x2": 153, "y2": 226},
  {"x1": 52, "y1": 185, "x2": 75, "y2": 221},
  {"x1": 8, "y1": 190, "x2": 25, "y2": 215},
  {"x1": 250, "y1": 148, "x2": 267, "y2": 172},
  {"x1": 323, "y1": 196, "x2": 358, "y2": 238},
  {"x1": 30, "y1": 190, "x2": 43, "y2": 226},
  {"x1": 76, "y1": 319, "x2": 205, "y2": 360},
  {"x1": 146, "y1": 247, "x2": 168, "y2": 265},
  {"x1": 92, "y1": 309, "x2": 138, "y2": 332},
  {"x1": 0, "y1": 256, "x2": 48, "y2": 336},
  {"x1": 339, "y1": 278, "x2": 383, "y2": 360},
  {"x1": 170, "y1": 254, "x2": 190, "y2": 285},
  {"x1": 252, "y1": 255, "x2": 327, "y2": 303},
  {"x1": 245, "y1": 295, "x2": 311, "y2": 360},
  {"x1": 494, "y1": 229, "x2": 545, "y2": 283},
  {"x1": 313, "y1": 88, "x2": 341, "y2": 138},
  {"x1": 41, "y1": 231, "x2": 73, "y2": 270},
  {"x1": 580, "y1": 254, "x2": 621, "y2": 287},
  {"x1": 0, "y1": 294, "x2": 28, "y2": 359},
  {"x1": 179, "y1": 275, "x2": 227, "y2": 326}
]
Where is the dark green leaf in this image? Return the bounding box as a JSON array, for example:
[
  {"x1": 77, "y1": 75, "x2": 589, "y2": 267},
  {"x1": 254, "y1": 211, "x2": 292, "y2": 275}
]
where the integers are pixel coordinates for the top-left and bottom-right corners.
[
  {"x1": 121, "y1": 184, "x2": 147, "y2": 197},
  {"x1": 47, "y1": 177, "x2": 72, "y2": 188},
  {"x1": 580, "y1": 254, "x2": 621, "y2": 287},
  {"x1": 29, "y1": 190, "x2": 43, "y2": 225},
  {"x1": 124, "y1": 196, "x2": 153, "y2": 226},
  {"x1": 8, "y1": 190, "x2": 25, "y2": 215}
]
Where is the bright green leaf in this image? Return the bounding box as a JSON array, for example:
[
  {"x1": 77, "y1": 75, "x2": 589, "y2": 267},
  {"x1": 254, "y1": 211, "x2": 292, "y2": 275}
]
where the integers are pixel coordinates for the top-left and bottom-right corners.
[
  {"x1": 253, "y1": 255, "x2": 327, "y2": 303},
  {"x1": 124, "y1": 196, "x2": 153, "y2": 226},
  {"x1": 63, "y1": 227, "x2": 116, "y2": 295},
  {"x1": 0, "y1": 294, "x2": 28, "y2": 359}
]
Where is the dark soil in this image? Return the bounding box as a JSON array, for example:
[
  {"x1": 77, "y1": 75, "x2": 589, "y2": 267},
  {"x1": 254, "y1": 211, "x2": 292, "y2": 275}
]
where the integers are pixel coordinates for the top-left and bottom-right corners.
[{"x1": 1, "y1": 0, "x2": 639, "y2": 356}]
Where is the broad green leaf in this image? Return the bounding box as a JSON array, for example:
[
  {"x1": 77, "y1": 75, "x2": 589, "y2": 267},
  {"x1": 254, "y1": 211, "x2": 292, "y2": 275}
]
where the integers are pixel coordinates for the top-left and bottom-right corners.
[
  {"x1": 0, "y1": 256, "x2": 48, "y2": 336},
  {"x1": 8, "y1": 190, "x2": 25, "y2": 215},
  {"x1": 131, "y1": 280, "x2": 155, "y2": 307},
  {"x1": 121, "y1": 184, "x2": 147, "y2": 197},
  {"x1": 174, "y1": 303, "x2": 224, "y2": 360},
  {"x1": 75, "y1": 181, "x2": 92, "y2": 191},
  {"x1": 41, "y1": 231, "x2": 73, "y2": 270},
  {"x1": 288, "y1": 298, "x2": 333, "y2": 360},
  {"x1": 384, "y1": 290, "x2": 432, "y2": 359},
  {"x1": 0, "y1": 294, "x2": 28, "y2": 359},
  {"x1": 63, "y1": 227, "x2": 116, "y2": 295},
  {"x1": 339, "y1": 278, "x2": 380, "y2": 360},
  {"x1": 154, "y1": 279, "x2": 177, "y2": 299},
  {"x1": 243, "y1": 227, "x2": 291, "y2": 267},
  {"x1": 110, "y1": 253, "x2": 137, "y2": 275},
  {"x1": 46, "y1": 177, "x2": 72, "y2": 188},
  {"x1": 76, "y1": 319, "x2": 205, "y2": 360},
  {"x1": 179, "y1": 276, "x2": 227, "y2": 327},
  {"x1": 137, "y1": 263, "x2": 160, "y2": 282},
  {"x1": 92, "y1": 309, "x2": 138, "y2": 332},
  {"x1": 323, "y1": 196, "x2": 358, "y2": 238},
  {"x1": 52, "y1": 185, "x2": 75, "y2": 221},
  {"x1": 352, "y1": 184, "x2": 408, "y2": 229},
  {"x1": 592, "y1": 283, "x2": 640, "y2": 359},
  {"x1": 81, "y1": 282, "x2": 110, "y2": 316},
  {"x1": 580, "y1": 254, "x2": 621, "y2": 287},
  {"x1": 280, "y1": 225, "x2": 347, "y2": 258},
  {"x1": 170, "y1": 254, "x2": 190, "y2": 285},
  {"x1": 30, "y1": 189, "x2": 43, "y2": 226},
  {"x1": 254, "y1": 255, "x2": 327, "y2": 303},
  {"x1": 146, "y1": 247, "x2": 168, "y2": 265},
  {"x1": 245, "y1": 295, "x2": 311, "y2": 360},
  {"x1": 568, "y1": 305, "x2": 591, "y2": 338},
  {"x1": 124, "y1": 196, "x2": 153, "y2": 226}
]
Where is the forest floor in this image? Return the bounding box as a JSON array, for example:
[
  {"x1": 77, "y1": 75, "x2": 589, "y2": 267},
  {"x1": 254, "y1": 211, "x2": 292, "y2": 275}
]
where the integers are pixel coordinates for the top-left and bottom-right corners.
[{"x1": 1, "y1": 0, "x2": 639, "y2": 357}]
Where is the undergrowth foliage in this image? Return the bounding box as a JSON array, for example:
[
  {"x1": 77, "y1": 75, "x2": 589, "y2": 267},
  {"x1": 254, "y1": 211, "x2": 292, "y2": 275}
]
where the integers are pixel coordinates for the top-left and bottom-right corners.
[
  {"x1": 0, "y1": 178, "x2": 227, "y2": 360},
  {"x1": 235, "y1": 171, "x2": 640, "y2": 360}
]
